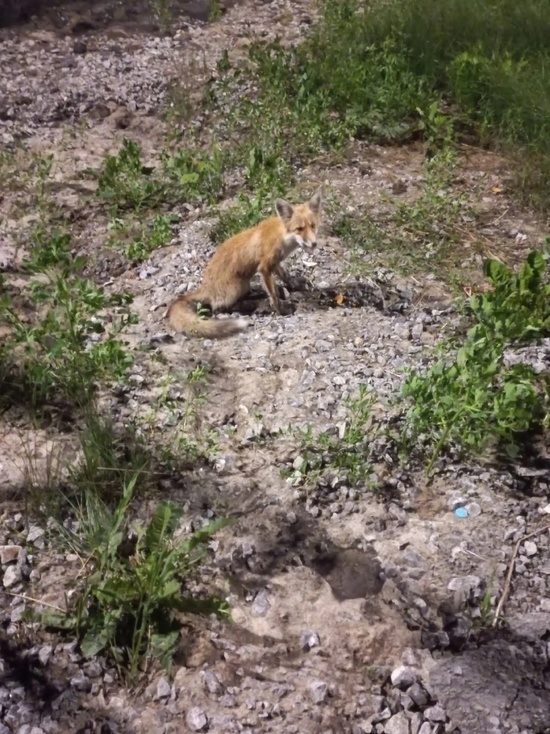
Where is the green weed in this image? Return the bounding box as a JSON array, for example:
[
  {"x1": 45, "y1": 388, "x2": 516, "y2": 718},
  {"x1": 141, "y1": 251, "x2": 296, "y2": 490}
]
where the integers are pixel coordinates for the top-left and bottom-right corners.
[
  {"x1": 48, "y1": 475, "x2": 229, "y2": 679},
  {"x1": 332, "y1": 152, "x2": 473, "y2": 280},
  {"x1": 97, "y1": 139, "x2": 167, "y2": 212},
  {"x1": 208, "y1": 0, "x2": 222, "y2": 22},
  {"x1": 402, "y1": 251, "x2": 550, "y2": 473},
  {"x1": 288, "y1": 386, "x2": 378, "y2": 489},
  {"x1": 162, "y1": 146, "x2": 227, "y2": 205},
  {"x1": 0, "y1": 229, "x2": 136, "y2": 412},
  {"x1": 124, "y1": 214, "x2": 176, "y2": 264}
]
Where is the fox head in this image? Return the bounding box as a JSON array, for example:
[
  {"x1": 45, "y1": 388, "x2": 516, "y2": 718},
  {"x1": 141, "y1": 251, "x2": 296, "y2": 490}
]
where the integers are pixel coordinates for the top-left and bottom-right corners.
[{"x1": 275, "y1": 191, "x2": 322, "y2": 253}]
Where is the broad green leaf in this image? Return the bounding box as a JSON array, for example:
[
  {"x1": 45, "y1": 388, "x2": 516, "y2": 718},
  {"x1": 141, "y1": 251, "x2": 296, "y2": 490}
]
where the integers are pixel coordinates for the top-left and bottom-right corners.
[
  {"x1": 81, "y1": 630, "x2": 109, "y2": 658},
  {"x1": 144, "y1": 501, "x2": 183, "y2": 553},
  {"x1": 483, "y1": 257, "x2": 511, "y2": 286}
]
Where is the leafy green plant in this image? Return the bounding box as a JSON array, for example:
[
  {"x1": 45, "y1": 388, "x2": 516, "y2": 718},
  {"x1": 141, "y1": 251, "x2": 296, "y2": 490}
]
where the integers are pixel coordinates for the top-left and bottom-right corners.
[
  {"x1": 33, "y1": 153, "x2": 55, "y2": 206},
  {"x1": 0, "y1": 229, "x2": 135, "y2": 411},
  {"x1": 194, "y1": 0, "x2": 550, "y2": 212},
  {"x1": 288, "y1": 386, "x2": 378, "y2": 488},
  {"x1": 97, "y1": 139, "x2": 166, "y2": 212},
  {"x1": 125, "y1": 214, "x2": 175, "y2": 263},
  {"x1": 469, "y1": 253, "x2": 550, "y2": 340},
  {"x1": 402, "y1": 251, "x2": 550, "y2": 472},
  {"x1": 162, "y1": 147, "x2": 226, "y2": 205},
  {"x1": 417, "y1": 101, "x2": 456, "y2": 154},
  {"x1": 332, "y1": 152, "x2": 472, "y2": 280},
  {"x1": 50, "y1": 475, "x2": 229, "y2": 678},
  {"x1": 478, "y1": 584, "x2": 495, "y2": 627}
]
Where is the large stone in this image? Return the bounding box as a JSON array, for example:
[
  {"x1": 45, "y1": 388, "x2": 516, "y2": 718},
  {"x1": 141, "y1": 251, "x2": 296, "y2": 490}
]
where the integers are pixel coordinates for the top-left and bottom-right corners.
[
  {"x1": 186, "y1": 708, "x2": 208, "y2": 732},
  {"x1": 384, "y1": 712, "x2": 410, "y2": 734},
  {"x1": 309, "y1": 680, "x2": 328, "y2": 704},
  {"x1": 0, "y1": 545, "x2": 22, "y2": 564},
  {"x1": 391, "y1": 666, "x2": 417, "y2": 690},
  {"x1": 3, "y1": 564, "x2": 22, "y2": 588}
]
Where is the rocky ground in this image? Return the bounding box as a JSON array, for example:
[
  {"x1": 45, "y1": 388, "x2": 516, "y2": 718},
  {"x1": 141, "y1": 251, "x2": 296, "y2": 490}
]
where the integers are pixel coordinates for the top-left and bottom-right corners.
[{"x1": 1, "y1": 1, "x2": 550, "y2": 733}]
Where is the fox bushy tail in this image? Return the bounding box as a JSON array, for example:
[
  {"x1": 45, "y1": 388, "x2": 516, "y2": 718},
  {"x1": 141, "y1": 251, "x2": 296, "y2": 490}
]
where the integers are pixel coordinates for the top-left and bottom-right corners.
[{"x1": 166, "y1": 292, "x2": 248, "y2": 339}]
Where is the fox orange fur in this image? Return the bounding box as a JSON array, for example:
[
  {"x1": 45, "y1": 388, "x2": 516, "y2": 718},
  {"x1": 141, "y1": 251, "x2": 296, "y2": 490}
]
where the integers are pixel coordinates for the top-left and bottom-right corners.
[{"x1": 166, "y1": 191, "x2": 322, "y2": 338}]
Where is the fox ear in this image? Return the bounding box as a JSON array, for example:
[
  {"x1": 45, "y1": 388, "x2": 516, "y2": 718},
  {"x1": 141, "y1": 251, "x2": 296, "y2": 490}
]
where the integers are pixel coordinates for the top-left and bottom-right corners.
[
  {"x1": 308, "y1": 190, "x2": 322, "y2": 213},
  {"x1": 275, "y1": 198, "x2": 294, "y2": 222}
]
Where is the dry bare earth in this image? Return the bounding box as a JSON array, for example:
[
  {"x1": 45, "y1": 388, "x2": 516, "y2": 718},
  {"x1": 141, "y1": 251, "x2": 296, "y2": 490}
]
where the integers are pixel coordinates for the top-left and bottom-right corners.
[{"x1": 1, "y1": 2, "x2": 550, "y2": 733}]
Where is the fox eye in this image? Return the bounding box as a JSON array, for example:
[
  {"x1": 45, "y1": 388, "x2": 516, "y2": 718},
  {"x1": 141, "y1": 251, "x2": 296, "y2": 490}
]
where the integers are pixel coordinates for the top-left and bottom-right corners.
[{"x1": 296, "y1": 226, "x2": 304, "y2": 232}]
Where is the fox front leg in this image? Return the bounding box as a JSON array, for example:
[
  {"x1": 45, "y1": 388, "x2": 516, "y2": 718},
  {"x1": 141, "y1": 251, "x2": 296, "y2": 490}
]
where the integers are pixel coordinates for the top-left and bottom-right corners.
[
  {"x1": 260, "y1": 266, "x2": 293, "y2": 315},
  {"x1": 275, "y1": 264, "x2": 308, "y2": 292},
  {"x1": 274, "y1": 264, "x2": 292, "y2": 299}
]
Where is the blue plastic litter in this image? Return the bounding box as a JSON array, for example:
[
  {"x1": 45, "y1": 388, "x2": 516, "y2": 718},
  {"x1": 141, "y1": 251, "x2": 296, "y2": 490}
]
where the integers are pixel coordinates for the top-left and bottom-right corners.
[{"x1": 454, "y1": 507, "x2": 469, "y2": 518}]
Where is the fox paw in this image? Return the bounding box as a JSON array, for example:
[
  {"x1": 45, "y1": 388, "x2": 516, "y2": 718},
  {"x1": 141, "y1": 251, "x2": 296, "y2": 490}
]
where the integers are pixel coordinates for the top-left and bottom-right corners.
[
  {"x1": 277, "y1": 301, "x2": 296, "y2": 316},
  {"x1": 288, "y1": 275, "x2": 309, "y2": 292}
]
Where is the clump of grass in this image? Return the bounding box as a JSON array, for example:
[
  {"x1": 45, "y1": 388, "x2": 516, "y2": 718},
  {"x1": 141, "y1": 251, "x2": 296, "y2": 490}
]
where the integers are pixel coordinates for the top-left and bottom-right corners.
[
  {"x1": 68, "y1": 409, "x2": 153, "y2": 504},
  {"x1": 197, "y1": 0, "x2": 550, "y2": 211},
  {"x1": 286, "y1": 386, "x2": 378, "y2": 489},
  {"x1": 402, "y1": 250, "x2": 550, "y2": 473},
  {"x1": 362, "y1": 0, "x2": 550, "y2": 72},
  {"x1": 24, "y1": 396, "x2": 229, "y2": 679},
  {"x1": 304, "y1": 0, "x2": 550, "y2": 175},
  {"x1": 47, "y1": 474, "x2": 229, "y2": 679},
  {"x1": 0, "y1": 228, "x2": 136, "y2": 413},
  {"x1": 332, "y1": 151, "x2": 475, "y2": 281},
  {"x1": 111, "y1": 213, "x2": 177, "y2": 264}
]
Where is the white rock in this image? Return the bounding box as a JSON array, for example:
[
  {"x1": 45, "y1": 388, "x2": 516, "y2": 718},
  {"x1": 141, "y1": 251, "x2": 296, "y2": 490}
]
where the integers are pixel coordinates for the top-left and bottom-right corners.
[
  {"x1": 186, "y1": 707, "x2": 208, "y2": 731},
  {"x1": 309, "y1": 680, "x2": 328, "y2": 704},
  {"x1": 425, "y1": 704, "x2": 446, "y2": 722},
  {"x1": 0, "y1": 545, "x2": 22, "y2": 564},
  {"x1": 3, "y1": 564, "x2": 22, "y2": 588},
  {"x1": 384, "y1": 712, "x2": 410, "y2": 734},
  {"x1": 156, "y1": 677, "x2": 171, "y2": 699},
  {"x1": 390, "y1": 666, "x2": 417, "y2": 690}
]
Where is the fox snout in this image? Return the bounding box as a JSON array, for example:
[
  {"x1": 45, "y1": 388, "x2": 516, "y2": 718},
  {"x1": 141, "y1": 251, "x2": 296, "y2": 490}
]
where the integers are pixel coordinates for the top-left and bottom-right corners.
[
  {"x1": 297, "y1": 236, "x2": 317, "y2": 252},
  {"x1": 288, "y1": 233, "x2": 317, "y2": 252}
]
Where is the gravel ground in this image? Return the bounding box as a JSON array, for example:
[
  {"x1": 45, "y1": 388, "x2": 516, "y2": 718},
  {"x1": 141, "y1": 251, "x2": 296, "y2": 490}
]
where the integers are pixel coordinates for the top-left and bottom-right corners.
[{"x1": 1, "y1": 2, "x2": 550, "y2": 733}]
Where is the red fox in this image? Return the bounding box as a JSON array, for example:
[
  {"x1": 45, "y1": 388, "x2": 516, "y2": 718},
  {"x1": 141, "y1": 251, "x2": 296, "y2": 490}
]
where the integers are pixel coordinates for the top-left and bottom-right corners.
[{"x1": 166, "y1": 191, "x2": 322, "y2": 339}]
